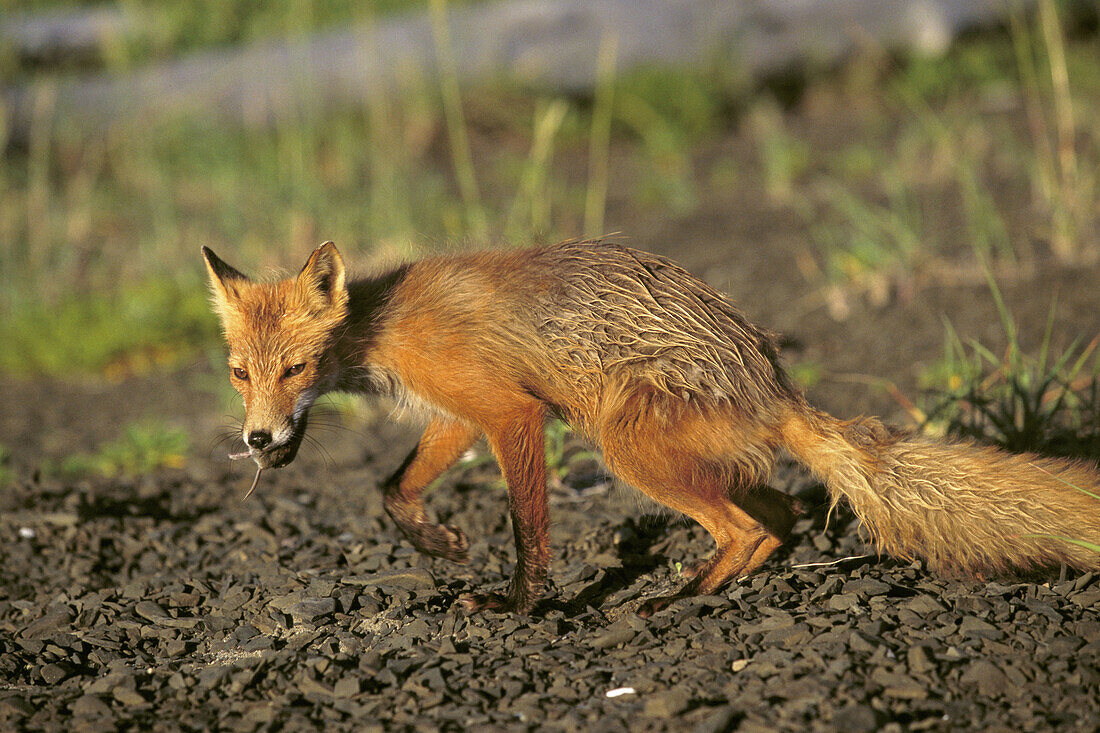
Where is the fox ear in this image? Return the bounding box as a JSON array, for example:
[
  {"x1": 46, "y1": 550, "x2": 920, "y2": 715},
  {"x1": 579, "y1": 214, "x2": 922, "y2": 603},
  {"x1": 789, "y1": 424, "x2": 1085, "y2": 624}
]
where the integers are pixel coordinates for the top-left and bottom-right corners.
[
  {"x1": 297, "y1": 241, "x2": 347, "y2": 308},
  {"x1": 202, "y1": 246, "x2": 249, "y2": 308}
]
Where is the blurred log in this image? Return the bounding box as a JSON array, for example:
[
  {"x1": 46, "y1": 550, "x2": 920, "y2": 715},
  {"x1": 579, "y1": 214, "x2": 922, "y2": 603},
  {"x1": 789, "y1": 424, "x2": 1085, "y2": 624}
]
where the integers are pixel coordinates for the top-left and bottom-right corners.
[
  {"x1": 1, "y1": 6, "x2": 138, "y2": 66},
  {"x1": 1, "y1": 0, "x2": 1034, "y2": 145}
]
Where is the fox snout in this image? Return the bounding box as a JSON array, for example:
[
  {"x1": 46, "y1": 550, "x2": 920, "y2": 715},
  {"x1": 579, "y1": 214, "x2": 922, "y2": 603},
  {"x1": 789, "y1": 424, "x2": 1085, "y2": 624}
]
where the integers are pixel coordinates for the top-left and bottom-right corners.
[{"x1": 242, "y1": 411, "x2": 309, "y2": 469}]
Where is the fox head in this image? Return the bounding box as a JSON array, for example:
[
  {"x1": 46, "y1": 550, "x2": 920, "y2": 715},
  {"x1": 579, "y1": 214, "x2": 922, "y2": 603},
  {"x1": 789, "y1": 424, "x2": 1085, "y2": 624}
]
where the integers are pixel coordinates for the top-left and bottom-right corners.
[{"x1": 203, "y1": 242, "x2": 349, "y2": 469}]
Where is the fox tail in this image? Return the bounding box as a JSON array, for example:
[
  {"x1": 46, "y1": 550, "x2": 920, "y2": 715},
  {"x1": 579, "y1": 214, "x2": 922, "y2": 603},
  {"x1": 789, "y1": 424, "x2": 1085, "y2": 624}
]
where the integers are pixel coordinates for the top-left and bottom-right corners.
[{"x1": 780, "y1": 408, "x2": 1100, "y2": 573}]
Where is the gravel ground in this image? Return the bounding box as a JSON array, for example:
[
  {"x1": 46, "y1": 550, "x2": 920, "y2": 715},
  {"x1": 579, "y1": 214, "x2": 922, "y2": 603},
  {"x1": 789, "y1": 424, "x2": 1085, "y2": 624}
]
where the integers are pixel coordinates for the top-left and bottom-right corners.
[{"x1": 2, "y1": 418, "x2": 1099, "y2": 731}]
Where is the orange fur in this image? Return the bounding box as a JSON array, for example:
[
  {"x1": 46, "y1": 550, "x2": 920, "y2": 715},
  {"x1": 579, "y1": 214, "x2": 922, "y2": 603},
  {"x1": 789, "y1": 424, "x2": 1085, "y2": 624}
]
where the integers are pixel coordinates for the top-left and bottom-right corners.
[{"x1": 204, "y1": 240, "x2": 1100, "y2": 615}]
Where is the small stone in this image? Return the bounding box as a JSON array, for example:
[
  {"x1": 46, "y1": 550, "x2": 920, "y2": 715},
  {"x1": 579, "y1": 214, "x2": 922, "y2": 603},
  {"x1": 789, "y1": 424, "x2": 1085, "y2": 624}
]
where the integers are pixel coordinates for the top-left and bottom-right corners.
[
  {"x1": 904, "y1": 596, "x2": 946, "y2": 616},
  {"x1": 342, "y1": 569, "x2": 437, "y2": 591},
  {"x1": 0, "y1": 696, "x2": 34, "y2": 717},
  {"x1": 334, "y1": 677, "x2": 361, "y2": 698},
  {"x1": 832, "y1": 704, "x2": 879, "y2": 732},
  {"x1": 644, "y1": 688, "x2": 690, "y2": 718},
  {"x1": 197, "y1": 666, "x2": 230, "y2": 690},
  {"x1": 20, "y1": 610, "x2": 73, "y2": 638},
  {"x1": 871, "y1": 670, "x2": 927, "y2": 699},
  {"x1": 297, "y1": 674, "x2": 333, "y2": 697},
  {"x1": 112, "y1": 687, "x2": 146, "y2": 706},
  {"x1": 693, "y1": 706, "x2": 737, "y2": 733},
  {"x1": 849, "y1": 578, "x2": 891, "y2": 597},
  {"x1": 959, "y1": 616, "x2": 1003, "y2": 640},
  {"x1": 589, "y1": 622, "x2": 636, "y2": 650},
  {"x1": 85, "y1": 673, "x2": 129, "y2": 695},
  {"x1": 40, "y1": 663, "x2": 71, "y2": 684},
  {"x1": 907, "y1": 646, "x2": 933, "y2": 676},
  {"x1": 133, "y1": 601, "x2": 170, "y2": 623},
  {"x1": 827, "y1": 593, "x2": 859, "y2": 611},
  {"x1": 69, "y1": 694, "x2": 112, "y2": 718},
  {"x1": 959, "y1": 660, "x2": 1009, "y2": 697},
  {"x1": 285, "y1": 597, "x2": 336, "y2": 624}
]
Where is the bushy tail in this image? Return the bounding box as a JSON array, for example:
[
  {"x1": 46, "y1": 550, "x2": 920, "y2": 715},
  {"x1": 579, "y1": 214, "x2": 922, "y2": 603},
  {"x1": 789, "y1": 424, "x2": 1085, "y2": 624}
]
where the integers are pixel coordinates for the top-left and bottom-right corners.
[{"x1": 780, "y1": 408, "x2": 1100, "y2": 574}]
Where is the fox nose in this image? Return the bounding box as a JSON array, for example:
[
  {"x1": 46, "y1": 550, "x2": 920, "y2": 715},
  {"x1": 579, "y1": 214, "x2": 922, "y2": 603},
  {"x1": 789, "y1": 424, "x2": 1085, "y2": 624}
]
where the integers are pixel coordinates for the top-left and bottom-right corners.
[{"x1": 247, "y1": 430, "x2": 273, "y2": 450}]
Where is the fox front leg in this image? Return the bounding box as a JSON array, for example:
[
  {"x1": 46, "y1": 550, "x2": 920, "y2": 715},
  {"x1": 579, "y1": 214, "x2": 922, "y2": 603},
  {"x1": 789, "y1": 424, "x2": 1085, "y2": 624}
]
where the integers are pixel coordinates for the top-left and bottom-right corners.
[
  {"x1": 459, "y1": 401, "x2": 550, "y2": 614},
  {"x1": 382, "y1": 417, "x2": 481, "y2": 563}
]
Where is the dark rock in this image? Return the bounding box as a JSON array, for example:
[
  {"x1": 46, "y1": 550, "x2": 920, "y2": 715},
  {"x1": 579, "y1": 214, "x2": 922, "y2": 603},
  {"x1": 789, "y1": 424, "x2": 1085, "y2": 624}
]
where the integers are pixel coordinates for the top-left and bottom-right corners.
[
  {"x1": 827, "y1": 593, "x2": 859, "y2": 611},
  {"x1": 693, "y1": 706, "x2": 739, "y2": 733},
  {"x1": 69, "y1": 694, "x2": 112, "y2": 718},
  {"x1": 960, "y1": 660, "x2": 1009, "y2": 697},
  {"x1": 959, "y1": 616, "x2": 1003, "y2": 640},
  {"x1": 111, "y1": 687, "x2": 146, "y2": 706},
  {"x1": 907, "y1": 645, "x2": 934, "y2": 676},
  {"x1": 871, "y1": 669, "x2": 927, "y2": 699},
  {"x1": 20, "y1": 610, "x2": 73, "y2": 637},
  {"x1": 589, "y1": 620, "x2": 636, "y2": 649},
  {"x1": 0, "y1": 696, "x2": 34, "y2": 718},
  {"x1": 334, "y1": 676, "x2": 361, "y2": 698},
  {"x1": 342, "y1": 569, "x2": 436, "y2": 591},
  {"x1": 133, "y1": 601, "x2": 169, "y2": 623},
  {"x1": 285, "y1": 597, "x2": 337, "y2": 624},
  {"x1": 644, "y1": 688, "x2": 691, "y2": 718},
  {"x1": 832, "y1": 704, "x2": 879, "y2": 732},
  {"x1": 39, "y1": 662, "x2": 71, "y2": 684}
]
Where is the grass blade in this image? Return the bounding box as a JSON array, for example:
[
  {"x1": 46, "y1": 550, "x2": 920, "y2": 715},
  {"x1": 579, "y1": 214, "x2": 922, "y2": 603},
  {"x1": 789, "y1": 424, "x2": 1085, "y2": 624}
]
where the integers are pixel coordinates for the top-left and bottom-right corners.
[
  {"x1": 584, "y1": 31, "x2": 618, "y2": 239},
  {"x1": 429, "y1": 0, "x2": 487, "y2": 240}
]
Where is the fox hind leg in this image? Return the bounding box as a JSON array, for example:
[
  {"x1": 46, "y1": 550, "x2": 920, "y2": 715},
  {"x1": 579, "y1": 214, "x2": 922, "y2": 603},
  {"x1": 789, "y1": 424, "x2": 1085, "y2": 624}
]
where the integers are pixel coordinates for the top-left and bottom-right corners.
[
  {"x1": 679, "y1": 484, "x2": 801, "y2": 579},
  {"x1": 597, "y1": 400, "x2": 798, "y2": 616},
  {"x1": 383, "y1": 417, "x2": 482, "y2": 564},
  {"x1": 634, "y1": 495, "x2": 779, "y2": 617}
]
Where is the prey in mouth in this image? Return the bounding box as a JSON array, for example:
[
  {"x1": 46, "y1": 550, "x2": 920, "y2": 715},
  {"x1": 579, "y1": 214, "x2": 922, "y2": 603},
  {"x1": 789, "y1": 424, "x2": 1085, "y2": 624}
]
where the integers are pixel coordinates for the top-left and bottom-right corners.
[{"x1": 227, "y1": 412, "x2": 310, "y2": 499}]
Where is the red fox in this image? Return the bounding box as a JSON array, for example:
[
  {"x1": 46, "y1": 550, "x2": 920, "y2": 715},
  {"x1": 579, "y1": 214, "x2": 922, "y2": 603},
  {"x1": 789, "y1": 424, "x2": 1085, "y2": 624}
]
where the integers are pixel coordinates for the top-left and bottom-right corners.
[{"x1": 203, "y1": 240, "x2": 1100, "y2": 615}]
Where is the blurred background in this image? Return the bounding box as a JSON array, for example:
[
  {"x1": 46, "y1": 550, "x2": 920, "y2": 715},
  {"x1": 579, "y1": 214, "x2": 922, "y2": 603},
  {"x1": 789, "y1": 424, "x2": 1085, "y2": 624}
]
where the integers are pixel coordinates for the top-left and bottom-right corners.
[{"x1": 1, "y1": 0, "x2": 1098, "y2": 484}]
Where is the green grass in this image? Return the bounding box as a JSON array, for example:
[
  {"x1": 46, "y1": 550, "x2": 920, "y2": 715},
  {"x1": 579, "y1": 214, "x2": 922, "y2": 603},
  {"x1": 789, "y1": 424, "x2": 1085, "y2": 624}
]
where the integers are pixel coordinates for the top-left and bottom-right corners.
[
  {"x1": 60, "y1": 420, "x2": 190, "y2": 477},
  {"x1": 920, "y1": 276, "x2": 1100, "y2": 458},
  {"x1": 0, "y1": 445, "x2": 13, "y2": 489},
  {"x1": 795, "y1": 1, "x2": 1098, "y2": 306},
  {"x1": 0, "y1": 277, "x2": 215, "y2": 377},
  {"x1": 747, "y1": 98, "x2": 810, "y2": 205},
  {"x1": 543, "y1": 419, "x2": 601, "y2": 490}
]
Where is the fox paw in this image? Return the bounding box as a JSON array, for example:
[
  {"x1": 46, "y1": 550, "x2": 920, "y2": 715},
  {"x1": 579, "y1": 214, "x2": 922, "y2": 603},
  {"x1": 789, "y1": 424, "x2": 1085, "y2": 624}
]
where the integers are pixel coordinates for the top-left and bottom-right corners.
[
  {"x1": 413, "y1": 523, "x2": 469, "y2": 564},
  {"x1": 637, "y1": 594, "x2": 680, "y2": 619},
  {"x1": 456, "y1": 591, "x2": 533, "y2": 615}
]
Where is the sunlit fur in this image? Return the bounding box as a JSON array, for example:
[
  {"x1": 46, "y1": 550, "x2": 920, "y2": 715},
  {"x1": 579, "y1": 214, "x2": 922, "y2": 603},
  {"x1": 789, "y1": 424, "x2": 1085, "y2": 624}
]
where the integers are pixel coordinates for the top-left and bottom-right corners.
[{"x1": 205, "y1": 239, "x2": 1100, "y2": 614}]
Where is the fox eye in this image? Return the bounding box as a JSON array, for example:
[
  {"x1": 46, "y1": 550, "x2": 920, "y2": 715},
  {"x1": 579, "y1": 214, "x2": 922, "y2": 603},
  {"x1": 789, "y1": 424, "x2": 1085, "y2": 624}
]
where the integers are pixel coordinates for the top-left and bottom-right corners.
[
  {"x1": 232, "y1": 367, "x2": 249, "y2": 381},
  {"x1": 284, "y1": 363, "x2": 306, "y2": 378}
]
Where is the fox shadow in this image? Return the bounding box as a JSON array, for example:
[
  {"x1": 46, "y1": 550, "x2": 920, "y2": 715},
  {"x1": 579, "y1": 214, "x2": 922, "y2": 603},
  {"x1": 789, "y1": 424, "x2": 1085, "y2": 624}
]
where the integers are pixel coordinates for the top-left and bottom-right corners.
[{"x1": 534, "y1": 482, "x2": 870, "y2": 618}]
